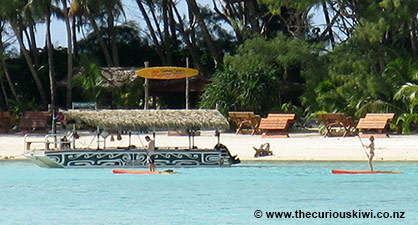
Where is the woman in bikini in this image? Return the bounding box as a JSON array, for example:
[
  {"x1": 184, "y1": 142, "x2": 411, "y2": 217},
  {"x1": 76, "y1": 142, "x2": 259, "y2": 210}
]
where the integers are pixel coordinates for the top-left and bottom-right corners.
[{"x1": 364, "y1": 136, "x2": 375, "y2": 171}]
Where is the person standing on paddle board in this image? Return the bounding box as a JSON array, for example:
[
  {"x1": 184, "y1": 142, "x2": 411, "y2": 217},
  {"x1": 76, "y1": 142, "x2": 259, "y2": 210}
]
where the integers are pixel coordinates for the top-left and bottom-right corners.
[
  {"x1": 145, "y1": 136, "x2": 156, "y2": 172},
  {"x1": 363, "y1": 136, "x2": 375, "y2": 171}
]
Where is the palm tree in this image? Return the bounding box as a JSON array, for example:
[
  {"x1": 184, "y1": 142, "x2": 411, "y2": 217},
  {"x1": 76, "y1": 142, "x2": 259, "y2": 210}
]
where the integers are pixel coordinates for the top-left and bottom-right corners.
[
  {"x1": 58, "y1": 0, "x2": 74, "y2": 108},
  {"x1": 101, "y1": 0, "x2": 124, "y2": 67},
  {"x1": 395, "y1": 83, "x2": 418, "y2": 112},
  {"x1": 28, "y1": 0, "x2": 58, "y2": 110},
  {"x1": 0, "y1": 0, "x2": 48, "y2": 108},
  {"x1": 394, "y1": 83, "x2": 418, "y2": 134},
  {"x1": 70, "y1": 0, "x2": 114, "y2": 66},
  {"x1": 0, "y1": 19, "x2": 23, "y2": 110}
]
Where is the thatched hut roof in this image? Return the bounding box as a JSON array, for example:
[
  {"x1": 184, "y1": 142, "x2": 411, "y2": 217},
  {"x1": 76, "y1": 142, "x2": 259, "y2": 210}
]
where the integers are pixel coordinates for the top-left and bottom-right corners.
[
  {"x1": 60, "y1": 109, "x2": 229, "y2": 131},
  {"x1": 100, "y1": 67, "x2": 141, "y2": 87}
]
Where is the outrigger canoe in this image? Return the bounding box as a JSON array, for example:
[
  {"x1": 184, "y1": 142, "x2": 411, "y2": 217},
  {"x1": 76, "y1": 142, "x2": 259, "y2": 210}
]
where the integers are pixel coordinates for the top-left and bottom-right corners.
[
  {"x1": 113, "y1": 169, "x2": 177, "y2": 175},
  {"x1": 331, "y1": 170, "x2": 402, "y2": 174}
]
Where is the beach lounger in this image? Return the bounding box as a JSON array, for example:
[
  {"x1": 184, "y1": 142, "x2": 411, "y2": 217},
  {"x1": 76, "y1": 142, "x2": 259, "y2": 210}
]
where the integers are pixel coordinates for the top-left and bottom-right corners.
[
  {"x1": 317, "y1": 113, "x2": 354, "y2": 137},
  {"x1": 259, "y1": 113, "x2": 295, "y2": 138},
  {"x1": 356, "y1": 113, "x2": 395, "y2": 137},
  {"x1": 228, "y1": 111, "x2": 261, "y2": 135},
  {"x1": 19, "y1": 111, "x2": 51, "y2": 133}
]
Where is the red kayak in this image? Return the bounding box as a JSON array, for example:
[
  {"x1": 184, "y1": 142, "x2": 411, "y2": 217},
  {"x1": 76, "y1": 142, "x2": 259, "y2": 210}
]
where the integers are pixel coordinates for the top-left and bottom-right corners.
[
  {"x1": 112, "y1": 169, "x2": 177, "y2": 175},
  {"x1": 332, "y1": 170, "x2": 402, "y2": 174}
]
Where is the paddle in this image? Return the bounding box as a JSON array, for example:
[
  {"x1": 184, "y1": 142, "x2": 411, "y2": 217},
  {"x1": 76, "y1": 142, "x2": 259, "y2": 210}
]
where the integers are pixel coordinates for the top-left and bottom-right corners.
[
  {"x1": 137, "y1": 133, "x2": 145, "y2": 148},
  {"x1": 357, "y1": 135, "x2": 370, "y2": 158}
]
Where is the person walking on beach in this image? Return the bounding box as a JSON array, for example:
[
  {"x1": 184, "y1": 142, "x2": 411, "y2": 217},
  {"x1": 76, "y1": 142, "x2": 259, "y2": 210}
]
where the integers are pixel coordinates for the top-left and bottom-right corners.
[
  {"x1": 145, "y1": 136, "x2": 156, "y2": 172},
  {"x1": 363, "y1": 136, "x2": 375, "y2": 171}
]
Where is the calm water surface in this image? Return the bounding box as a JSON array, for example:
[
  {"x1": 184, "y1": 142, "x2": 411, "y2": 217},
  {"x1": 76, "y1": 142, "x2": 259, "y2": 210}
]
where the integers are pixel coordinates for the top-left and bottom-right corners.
[{"x1": 0, "y1": 161, "x2": 417, "y2": 225}]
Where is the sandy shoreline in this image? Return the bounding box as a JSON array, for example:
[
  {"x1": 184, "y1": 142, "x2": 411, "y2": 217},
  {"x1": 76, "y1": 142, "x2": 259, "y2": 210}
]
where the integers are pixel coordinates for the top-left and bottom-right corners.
[{"x1": 1, "y1": 131, "x2": 418, "y2": 162}]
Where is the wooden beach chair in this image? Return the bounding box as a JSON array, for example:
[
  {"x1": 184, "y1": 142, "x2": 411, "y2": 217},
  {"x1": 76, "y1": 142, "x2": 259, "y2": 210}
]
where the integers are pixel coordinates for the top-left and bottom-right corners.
[
  {"x1": 0, "y1": 112, "x2": 15, "y2": 133},
  {"x1": 228, "y1": 111, "x2": 261, "y2": 135},
  {"x1": 19, "y1": 111, "x2": 51, "y2": 133},
  {"x1": 317, "y1": 113, "x2": 354, "y2": 137},
  {"x1": 259, "y1": 113, "x2": 295, "y2": 138},
  {"x1": 356, "y1": 113, "x2": 395, "y2": 138}
]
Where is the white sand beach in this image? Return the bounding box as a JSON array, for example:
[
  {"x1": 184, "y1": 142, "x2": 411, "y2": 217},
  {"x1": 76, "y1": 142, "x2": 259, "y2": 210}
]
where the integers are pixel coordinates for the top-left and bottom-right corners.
[{"x1": 1, "y1": 131, "x2": 418, "y2": 161}]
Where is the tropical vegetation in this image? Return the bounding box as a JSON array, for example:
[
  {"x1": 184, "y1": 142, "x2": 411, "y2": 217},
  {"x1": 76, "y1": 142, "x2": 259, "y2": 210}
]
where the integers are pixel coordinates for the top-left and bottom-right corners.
[{"x1": 0, "y1": 0, "x2": 417, "y2": 133}]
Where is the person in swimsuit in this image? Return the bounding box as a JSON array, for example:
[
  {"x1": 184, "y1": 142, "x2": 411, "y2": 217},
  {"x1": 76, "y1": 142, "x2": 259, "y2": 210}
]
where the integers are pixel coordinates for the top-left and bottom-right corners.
[
  {"x1": 145, "y1": 136, "x2": 156, "y2": 172},
  {"x1": 364, "y1": 136, "x2": 375, "y2": 171}
]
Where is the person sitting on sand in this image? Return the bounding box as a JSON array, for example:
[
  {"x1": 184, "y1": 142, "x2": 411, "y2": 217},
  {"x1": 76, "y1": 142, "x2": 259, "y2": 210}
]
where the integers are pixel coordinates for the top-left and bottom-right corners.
[
  {"x1": 363, "y1": 136, "x2": 375, "y2": 171},
  {"x1": 145, "y1": 136, "x2": 156, "y2": 172}
]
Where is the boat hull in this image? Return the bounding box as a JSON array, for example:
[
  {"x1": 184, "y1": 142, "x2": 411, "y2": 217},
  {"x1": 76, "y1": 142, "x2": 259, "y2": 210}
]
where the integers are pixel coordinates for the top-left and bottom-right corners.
[
  {"x1": 24, "y1": 144, "x2": 240, "y2": 168},
  {"x1": 331, "y1": 170, "x2": 402, "y2": 174}
]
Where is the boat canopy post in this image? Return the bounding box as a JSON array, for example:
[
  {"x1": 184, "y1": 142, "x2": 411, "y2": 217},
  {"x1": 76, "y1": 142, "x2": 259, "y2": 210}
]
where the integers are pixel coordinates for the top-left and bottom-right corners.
[
  {"x1": 72, "y1": 125, "x2": 76, "y2": 149},
  {"x1": 96, "y1": 127, "x2": 100, "y2": 150},
  {"x1": 192, "y1": 129, "x2": 195, "y2": 148},
  {"x1": 215, "y1": 129, "x2": 220, "y2": 144},
  {"x1": 188, "y1": 129, "x2": 192, "y2": 149},
  {"x1": 129, "y1": 131, "x2": 132, "y2": 146},
  {"x1": 152, "y1": 128, "x2": 156, "y2": 147}
]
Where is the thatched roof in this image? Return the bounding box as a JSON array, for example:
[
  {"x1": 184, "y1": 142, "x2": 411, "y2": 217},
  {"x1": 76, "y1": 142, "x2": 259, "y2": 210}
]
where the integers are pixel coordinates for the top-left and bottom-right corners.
[
  {"x1": 100, "y1": 67, "x2": 141, "y2": 87},
  {"x1": 60, "y1": 109, "x2": 229, "y2": 131}
]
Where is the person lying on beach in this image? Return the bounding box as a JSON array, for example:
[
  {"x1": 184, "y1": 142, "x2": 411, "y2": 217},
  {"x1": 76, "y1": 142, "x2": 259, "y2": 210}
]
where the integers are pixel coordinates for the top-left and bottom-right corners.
[
  {"x1": 145, "y1": 136, "x2": 156, "y2": 172},
  {"x1": 363, "y1": 136, "x2": 375, "y2": 171}
]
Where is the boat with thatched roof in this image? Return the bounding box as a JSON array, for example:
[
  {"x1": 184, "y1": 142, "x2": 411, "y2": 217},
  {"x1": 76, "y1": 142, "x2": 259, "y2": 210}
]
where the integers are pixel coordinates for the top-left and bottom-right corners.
[{"x1": 23, "y1": 109, "x2": 240, "y2": 168}]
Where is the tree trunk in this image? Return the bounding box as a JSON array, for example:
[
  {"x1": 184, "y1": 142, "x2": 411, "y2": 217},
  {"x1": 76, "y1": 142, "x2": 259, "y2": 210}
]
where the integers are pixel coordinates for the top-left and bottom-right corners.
[
  {"x1": 162, "y1": 0, "x2": 172, "y2": 65},
  {"x1": 321, "y1": 1, "x2": 335, "y2": 48},
  {"x1": 46, "y1": 10, "x2": 56, "y2": 110},
  {"x1": 86, "y1": 9, "x2": 114, "y2": 67},
  {"x1": 246, "y1": 0, "x2": 261, "y2": 34},
  {"x1": 11, "y1": 24, "x2": 48, "y2": 109},
  {"x1": 146, "y1": 0, "x2": 164, "y2": 44},
  {"x1": 136, "y1": 0, "x2": 167, "y2": 65},
  {"x1": 28, "y1": 23, "x2": 40, "y2": 68},
  {"x1": 168, "y1": 4, "x2": 177, "y2": 45},
  {"x1": 107, "y1": 8, "x2": 120, "y2": 66},
  {"x1": 212, "y1": 1, "x2": 244, "y2": 43},
  {"x1": 0, "y1": 27, "x2": 22, "y2": 110},
  {"x1": 0, "y1": 55, "x2": 23, "y2": 110},
  {"x1": 171, "y1": 1, "x2": 203, "y2": 71},
  {"x1": 63, "y1": 0, "x2": 74, "y2": 108},
  {"x1": 186, "y1": 0, "x2": 221, "y2": 67},
  {"x1": 186, "y1": 0, "x2": 197, "y2": 49},
  {"x1": 0, "y1": 77, "x2": 7, "y2": 110},
  {"x1": 410, "y1": 14, "x2": 417, "y2": 54},
  {"x1": 72, "y1": 16, "x2": 78, "y2": 59}
]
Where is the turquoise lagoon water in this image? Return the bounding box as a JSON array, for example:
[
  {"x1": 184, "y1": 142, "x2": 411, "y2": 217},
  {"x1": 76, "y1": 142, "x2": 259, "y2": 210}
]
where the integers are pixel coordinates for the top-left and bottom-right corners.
[{"x1": 0, "y1": 161, "x2": 417, "y2": 225}]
